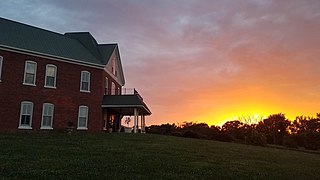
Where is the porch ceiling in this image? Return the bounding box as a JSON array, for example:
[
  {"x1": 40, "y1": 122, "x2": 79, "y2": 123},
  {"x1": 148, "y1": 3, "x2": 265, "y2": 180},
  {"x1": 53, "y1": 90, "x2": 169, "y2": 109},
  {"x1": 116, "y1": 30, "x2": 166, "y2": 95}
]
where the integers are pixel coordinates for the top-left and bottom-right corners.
[{"x1": 102, "y1": 95, "x2": 151, "y2": 115}]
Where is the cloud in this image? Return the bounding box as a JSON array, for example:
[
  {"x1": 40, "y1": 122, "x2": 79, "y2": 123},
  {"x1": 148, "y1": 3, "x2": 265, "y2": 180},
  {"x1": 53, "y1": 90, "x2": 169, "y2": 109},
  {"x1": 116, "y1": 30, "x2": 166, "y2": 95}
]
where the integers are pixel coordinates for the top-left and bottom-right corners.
[{"x1": 0, "y1": 0, "x2": 319, "y2": 125}]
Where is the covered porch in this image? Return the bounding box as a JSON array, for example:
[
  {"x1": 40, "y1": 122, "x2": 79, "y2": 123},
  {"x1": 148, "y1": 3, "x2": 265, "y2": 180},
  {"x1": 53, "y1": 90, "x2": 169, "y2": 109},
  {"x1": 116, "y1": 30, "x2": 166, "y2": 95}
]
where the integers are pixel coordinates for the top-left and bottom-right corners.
[{"x1": 102, "y1": 92, "x2": 151, "y2": 133}]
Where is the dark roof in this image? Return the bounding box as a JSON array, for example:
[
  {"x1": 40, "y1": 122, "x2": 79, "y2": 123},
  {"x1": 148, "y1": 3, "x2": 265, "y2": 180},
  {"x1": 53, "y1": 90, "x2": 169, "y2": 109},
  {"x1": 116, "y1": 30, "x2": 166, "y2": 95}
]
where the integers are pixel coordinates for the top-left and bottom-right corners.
[
  {"x1": 0, "y1": 17, "x2": 117, "y2": 66},
  {"x1": 102, "y1": 95, "x2": 152, "y2": 115}
]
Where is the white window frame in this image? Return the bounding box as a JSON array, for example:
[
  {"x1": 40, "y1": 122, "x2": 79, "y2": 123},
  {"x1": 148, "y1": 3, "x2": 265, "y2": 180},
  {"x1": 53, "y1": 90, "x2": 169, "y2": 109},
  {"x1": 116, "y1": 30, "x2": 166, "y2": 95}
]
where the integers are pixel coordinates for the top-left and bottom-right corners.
[
  {"x1": 18, "y1": 101, "x2": 33, "y2": 129},
  {"x1": 80, "y1": 71, "x2": 90, "y2": 92},
  {"x1": 77, "y1": 106, "x2": 88, "y2": 130},
  {"x1": 0, "y1": 56, "x2": 3, "y2": 82},
  {"x1": 111, "y1": 82, "x2": 116, "y2": 95},
  {"x1": 41, "y1": 103, "x2": 54, "y2": 130},
  {"x1": 23, "y1": 60, "x2": 37, "y2": 86},
  {"x1": 44, "y1": 64, "x2": 57, "y2": 88},
  {"x1": 105, "y1": 77, "x2": 108, "y2": 95}
]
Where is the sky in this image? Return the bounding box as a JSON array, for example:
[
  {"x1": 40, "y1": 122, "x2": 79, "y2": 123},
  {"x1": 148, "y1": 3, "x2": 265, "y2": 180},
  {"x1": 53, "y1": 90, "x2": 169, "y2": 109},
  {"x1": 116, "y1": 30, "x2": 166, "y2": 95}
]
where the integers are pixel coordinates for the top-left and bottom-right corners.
[{"x1": 1, "y1": 0, "x2": 319, "y2": 126}]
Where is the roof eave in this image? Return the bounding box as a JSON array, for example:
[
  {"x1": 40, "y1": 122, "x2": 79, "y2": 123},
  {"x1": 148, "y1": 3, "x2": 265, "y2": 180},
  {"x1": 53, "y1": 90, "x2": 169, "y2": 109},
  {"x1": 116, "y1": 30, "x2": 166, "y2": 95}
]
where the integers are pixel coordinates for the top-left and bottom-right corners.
[{"x1": 0, "y1": 44, "x2": 105, "y2": 69}]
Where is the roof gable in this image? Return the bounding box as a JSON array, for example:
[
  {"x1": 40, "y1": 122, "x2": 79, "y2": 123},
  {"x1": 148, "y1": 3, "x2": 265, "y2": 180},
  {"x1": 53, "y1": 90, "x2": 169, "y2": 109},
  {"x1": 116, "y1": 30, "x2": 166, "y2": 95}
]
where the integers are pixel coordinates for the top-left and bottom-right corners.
[{"x1": 104, "y1": 46, "x2": 125, "y2": 86}]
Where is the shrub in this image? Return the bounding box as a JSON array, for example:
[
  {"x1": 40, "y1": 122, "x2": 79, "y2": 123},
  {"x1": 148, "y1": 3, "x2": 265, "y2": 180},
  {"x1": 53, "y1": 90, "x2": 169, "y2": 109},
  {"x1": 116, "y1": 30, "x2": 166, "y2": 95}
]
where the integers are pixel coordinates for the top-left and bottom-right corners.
[
  {"x1": 246, "y1": 130, "x2": 267, "y2": 146},
  {"x1": 182, "y1": 130, "x2": 200, "y2": 139},
  {"x1": 216, "y1": 133, "x2": 235, "y2": 142},
  {"x1": 283, "y1": 136, "x2": 298, "y2": 149},
  {"x1": 171, "y1": 131, "x2": 183, "y2": 137},
  {"x1": 301, "y1": 131, "x2": 320, "y2": 150}
]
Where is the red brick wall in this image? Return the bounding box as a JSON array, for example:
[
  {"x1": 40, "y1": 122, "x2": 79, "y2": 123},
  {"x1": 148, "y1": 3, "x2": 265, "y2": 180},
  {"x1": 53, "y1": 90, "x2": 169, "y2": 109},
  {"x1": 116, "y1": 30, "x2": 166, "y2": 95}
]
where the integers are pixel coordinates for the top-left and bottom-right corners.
[{"x1": 0, "y1": 49, "x2": 109, "y2": 132}]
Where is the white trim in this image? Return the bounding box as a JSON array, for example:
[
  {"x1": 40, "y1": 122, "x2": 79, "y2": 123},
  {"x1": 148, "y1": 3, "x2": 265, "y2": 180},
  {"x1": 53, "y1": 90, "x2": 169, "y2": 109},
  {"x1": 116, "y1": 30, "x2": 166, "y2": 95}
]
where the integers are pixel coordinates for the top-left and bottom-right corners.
[
  {"x1": 101, "y1": 105, "x2": 151, "y2": 114},
  {"x1": 77, "y1": 105, "x2": 88, "y2": 130},
  {"x1": 103, "y1": 66, "x2": 124, "y2": 86},
  {"x1": 40, "y1": 127, "x2": 53, "y2": 130},
  {"x1": 23, "y1": 60, "x2": 37, "y2": 86},
  {"x1": 101, "y1": 105, "x2": 145, "y2": 108},
  {"x1": 0, "y1": 56, "x2": 3, "y2": 81},
  {"x1": 0, "y1": 45, "x2": 123, "y2": 86},
  {"x1": 41, "y1": 103, "x2": 54, "y2": 129},
  {"x1": 105, "y1": 77, "x2": 109, "y2": 95},
  {"x1": 23, "y1": 83, "x2": 36, "y2": 87},
  {"x1": 18, "y1": 101, "x2": 33, "y2": 129},
  {"x1": 18, "y1": 126, "x2": 33, "y2": 130},
  {"x1": 44, "y1": 64, "x2": 57, "y2": 88},
  {"x1": 0, "y1": 45, "x2": 105, "y2": 69},
  {"x1": 44, "y1": 86, "x2": 57, "y2": 89},
  {"x1": 111, "y1": 82, "x2": 116, "y2": 95},
  {"x1": 80, "y1": 71, "x2": 90, "y2": 92}
]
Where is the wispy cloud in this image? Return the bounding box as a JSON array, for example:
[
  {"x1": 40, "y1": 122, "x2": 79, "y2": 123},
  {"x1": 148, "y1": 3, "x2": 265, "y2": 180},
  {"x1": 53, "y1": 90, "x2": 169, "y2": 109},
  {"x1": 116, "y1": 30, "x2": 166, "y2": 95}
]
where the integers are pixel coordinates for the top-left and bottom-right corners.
[{"x1": 1, "y1": 0, "x2": 319, "y2": 125}]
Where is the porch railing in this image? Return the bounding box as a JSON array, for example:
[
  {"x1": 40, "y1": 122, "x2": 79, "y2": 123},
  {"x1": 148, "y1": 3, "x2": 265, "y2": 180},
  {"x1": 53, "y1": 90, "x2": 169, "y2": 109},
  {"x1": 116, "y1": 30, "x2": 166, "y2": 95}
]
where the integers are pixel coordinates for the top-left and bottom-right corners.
[{"x1": 107, "y1": 88, "x2": 144, "y2": 101}]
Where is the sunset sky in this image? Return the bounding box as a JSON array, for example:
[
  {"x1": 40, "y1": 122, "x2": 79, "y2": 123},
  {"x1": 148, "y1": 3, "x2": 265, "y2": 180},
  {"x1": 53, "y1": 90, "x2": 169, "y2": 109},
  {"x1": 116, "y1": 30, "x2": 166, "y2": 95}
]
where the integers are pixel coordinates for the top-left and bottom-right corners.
[{"x1": 1, "y1": 0, "x2": 319, "y2": 126}]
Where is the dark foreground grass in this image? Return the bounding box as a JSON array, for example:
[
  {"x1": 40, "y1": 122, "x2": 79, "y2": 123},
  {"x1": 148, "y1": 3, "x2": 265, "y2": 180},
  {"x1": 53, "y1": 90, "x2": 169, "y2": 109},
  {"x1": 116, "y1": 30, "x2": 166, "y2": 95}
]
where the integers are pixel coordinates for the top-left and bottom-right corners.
[{"x1": 0, "y1": 133, "x2": 319, "y2": 179}]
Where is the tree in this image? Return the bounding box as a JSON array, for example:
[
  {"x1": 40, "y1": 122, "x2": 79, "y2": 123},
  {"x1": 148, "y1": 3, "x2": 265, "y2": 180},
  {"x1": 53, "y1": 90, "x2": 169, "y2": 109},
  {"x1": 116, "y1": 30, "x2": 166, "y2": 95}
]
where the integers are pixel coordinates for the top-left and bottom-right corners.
[
  {"x1": 256, "y1": 113, "x2": 290, "y2": 145},
  {"x1": 290, "y1": 115, "x2": 320, "y2": 150},
  {"x1": 221, "y1": 120, "x2": 245, "y2": 140}
]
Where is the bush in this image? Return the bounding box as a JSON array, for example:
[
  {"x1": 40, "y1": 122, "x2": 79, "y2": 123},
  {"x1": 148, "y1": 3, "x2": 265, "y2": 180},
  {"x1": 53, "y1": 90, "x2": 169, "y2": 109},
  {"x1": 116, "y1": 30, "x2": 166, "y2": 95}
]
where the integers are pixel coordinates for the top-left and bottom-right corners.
[
  {"x1": 283, "y1": 136, "x2": 298, "y2": 149},
  {"x1": 302, "y1": 132, "x2": 320, "y2": 150},
  {"x1": 246, "y1": 130, "x2": 267, "y2": 146},
  {"x1": 182, "y1": 130, "x2": 200, "y2": 139},
  {"x1": 216, "y1": 133, "x2": 235, "y2": 142},
  {"x1": 171, "y1": 131, "x2": 183, "y2": 137}
]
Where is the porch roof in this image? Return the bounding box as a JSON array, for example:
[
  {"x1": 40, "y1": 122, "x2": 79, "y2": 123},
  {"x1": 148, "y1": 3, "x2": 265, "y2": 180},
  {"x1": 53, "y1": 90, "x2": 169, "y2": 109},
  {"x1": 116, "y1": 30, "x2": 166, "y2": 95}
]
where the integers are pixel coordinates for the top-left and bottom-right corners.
[{"x1": 102, "y1": 95, "x2": 151, "y2": 115}]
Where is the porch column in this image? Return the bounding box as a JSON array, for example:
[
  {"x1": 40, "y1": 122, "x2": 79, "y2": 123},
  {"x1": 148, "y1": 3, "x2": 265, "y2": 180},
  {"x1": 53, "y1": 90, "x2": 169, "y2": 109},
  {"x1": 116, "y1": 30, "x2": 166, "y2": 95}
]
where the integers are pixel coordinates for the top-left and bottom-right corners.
[
  {"x1": 134, "y1": 108, "x2": 138, "y2": 133},
  {"x1": 140, "y1": 115, "x2": 143, "y2": 134},
  {"x1": 141, "y1": 115, "x2": 145, "y2": 133}
]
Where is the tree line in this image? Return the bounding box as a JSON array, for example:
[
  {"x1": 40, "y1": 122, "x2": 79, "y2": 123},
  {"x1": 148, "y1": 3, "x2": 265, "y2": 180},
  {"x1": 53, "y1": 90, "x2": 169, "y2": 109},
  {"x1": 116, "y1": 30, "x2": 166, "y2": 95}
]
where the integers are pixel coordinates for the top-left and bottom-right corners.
[{"x1": 146, "y1": 113, "x2": 320, "y2": 150}]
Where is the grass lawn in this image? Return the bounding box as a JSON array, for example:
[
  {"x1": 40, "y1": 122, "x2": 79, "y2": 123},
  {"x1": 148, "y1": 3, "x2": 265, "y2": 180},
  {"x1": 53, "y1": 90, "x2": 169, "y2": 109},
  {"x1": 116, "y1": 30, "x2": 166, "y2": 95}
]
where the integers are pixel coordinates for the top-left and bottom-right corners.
[{"x1": 0, "y1": 133, "x2": 319, "y2": 179}]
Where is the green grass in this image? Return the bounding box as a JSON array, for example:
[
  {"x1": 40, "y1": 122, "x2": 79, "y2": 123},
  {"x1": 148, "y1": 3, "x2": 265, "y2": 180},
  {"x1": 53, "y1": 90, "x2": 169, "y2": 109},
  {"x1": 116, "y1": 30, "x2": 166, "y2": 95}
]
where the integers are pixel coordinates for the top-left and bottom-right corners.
[{"x1": 0, "y1": 133, "x2": 319, "y2": 179}]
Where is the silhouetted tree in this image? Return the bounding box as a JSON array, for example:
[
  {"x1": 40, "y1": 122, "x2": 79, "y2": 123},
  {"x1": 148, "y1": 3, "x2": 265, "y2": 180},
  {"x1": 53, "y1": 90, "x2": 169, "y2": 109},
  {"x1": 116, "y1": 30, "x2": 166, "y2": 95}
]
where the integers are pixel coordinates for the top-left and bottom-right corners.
[
  {"x1": 147, "y1": 123, "x2": 177, "y2": 135},
  {"x1": 181, "y1": 122, "x2": 212, "y2": 139},
  {"x1": 289, "y1": 115, "x2": 320, "y2": 150},
  {"x1": 256, "y1": 113, "x2": 290, "y2": 145},
  {"x1": 221, "y1": 120, "x2": 245, "y2": 140}
]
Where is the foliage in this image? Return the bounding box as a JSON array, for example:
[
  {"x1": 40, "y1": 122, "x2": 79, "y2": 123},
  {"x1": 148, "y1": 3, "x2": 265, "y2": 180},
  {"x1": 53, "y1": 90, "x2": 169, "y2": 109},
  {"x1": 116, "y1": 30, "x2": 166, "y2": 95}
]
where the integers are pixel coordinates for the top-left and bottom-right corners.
[
  {"x1": 245, "y1": 130, "x2": 267, "y2": 146},
  {"x1": 147, "y1": 113, "x2": 320, "y2": 150}
]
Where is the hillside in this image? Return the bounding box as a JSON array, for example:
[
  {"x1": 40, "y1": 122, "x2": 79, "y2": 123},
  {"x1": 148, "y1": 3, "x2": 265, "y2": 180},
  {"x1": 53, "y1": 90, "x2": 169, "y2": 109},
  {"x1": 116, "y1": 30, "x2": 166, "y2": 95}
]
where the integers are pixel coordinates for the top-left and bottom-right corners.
[{"x1": 0, "y1": 133, "x2": 319, "y2": 179}]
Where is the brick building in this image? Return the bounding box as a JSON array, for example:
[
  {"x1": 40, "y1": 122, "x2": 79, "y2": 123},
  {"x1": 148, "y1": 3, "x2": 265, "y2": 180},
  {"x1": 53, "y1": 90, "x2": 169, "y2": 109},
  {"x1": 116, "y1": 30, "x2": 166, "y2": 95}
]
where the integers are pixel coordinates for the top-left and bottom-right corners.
[{"x1": 0, "y1": 17, "x2": 151, "y2": 132}]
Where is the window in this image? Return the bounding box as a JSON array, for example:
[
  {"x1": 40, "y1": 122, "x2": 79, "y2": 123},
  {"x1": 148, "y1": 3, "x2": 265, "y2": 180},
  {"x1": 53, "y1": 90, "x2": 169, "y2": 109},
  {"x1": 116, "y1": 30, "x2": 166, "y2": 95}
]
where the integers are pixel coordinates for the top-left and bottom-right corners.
[
  {"x1": 44, "y1": 64, "x2": 57, "y2": 88},
  {"x1": 77, "y1": 106, "x2": 88, "y2": 130},
  {"x1": 105, "y1": 77, "x2": 108, "y2": 95},
  {"x1": 23, "y1": 61, "x2": 37, "y2": 85},
  {"x1": 80, "y1": 71, "x2": 90, "y2": 92},
  {"x1": 19, "y1": 101, "x2": 33, "y2": 129},
  {"x1": 0, "y1": 56, "x2": 3, "y2": 81},
  {"x1": 111, "y1": 82, "x2": 116, "y2": 95},
  {"x1": 41, "y1": 103, "x2": 54, "y2": 129},
  {"x1": 117, "y1": 87, "x2": 121, "y2": 95}
]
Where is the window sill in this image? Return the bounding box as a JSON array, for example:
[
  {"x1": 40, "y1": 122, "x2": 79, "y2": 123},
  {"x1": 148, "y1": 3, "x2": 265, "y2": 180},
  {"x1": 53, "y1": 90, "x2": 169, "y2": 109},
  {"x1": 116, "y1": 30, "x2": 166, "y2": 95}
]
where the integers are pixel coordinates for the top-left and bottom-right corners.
[
  {"x1": 77, "y1": 127, "x2": 88, "y2": 130},
  {"x1": 23, "y1": 83, "x2": 36, "y2": 87},
  {"x1": 80, "y1": 90, "x2": 91, "y2": 93},
  {"x1": 44, "y1": 86, "x2": 56, "y2": 89},
  {"x1": 18, "y1": 126, "x2": 32, "y2": 130},
  {"x1": 40, "y1": 127, "x2": 53, "y2": 130}
]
